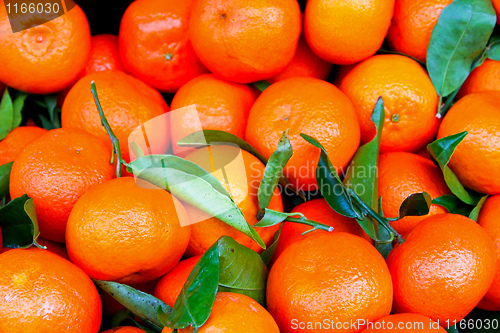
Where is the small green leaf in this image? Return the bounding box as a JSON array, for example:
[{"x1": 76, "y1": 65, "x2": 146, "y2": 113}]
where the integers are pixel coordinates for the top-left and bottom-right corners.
[
  {"x1": 0, "y1": 88, "x2": 14, "y2": 140},
  {"x1": 255, "y1": 209, "x2": 296, "y2": 227},
  {"x1": 344, "y1": 97, "x2": 384, "y2": 240},
  {"x1": 469, "y1": 195, "x2": 488, "y2": 221},
  {"x1": 258, "y1": 130, "x2": 292, "y2": 212},
  {"x1": 217, "y1": 236, "x2": 268, "y2": 305},
  {"x1": 43, "y1": 94, "x2": 61, "y2": 129},
  {"x1": 177, "y1": 129, "x2": 304, "y2": 200},
  {"x1": 0, "y1": 195, "x2": 42, "y2": 249},
  {"x1": 95, "y1": 280, "x2": 168, "y2": 332},
  {"x1": 253, "y1": 81, "x2": 271, "y2": 92},
  {"x1": 0, "y1": 162, "x2": 13, "y2": 198},
  {"x1": 129, "y1": 155, "x2": 265, "y2": 249},
  {"x1": 260, "y1": 224, "x2": 282, "y2": 266},
  {"x1": 398, "y1": 192, "x2": 432, "y2": 219},
  {"x1": 158, "y1": 241, "x2": 219, "y2": 331},
  {"x1": 427, "y1": 0, "x2": 496, "y2": 97},
  {"x1": 301, "y1": 133, "x2": 359, "y2": 219},
  {"x1": 427, "y1": 132, "x2": 481, "y2": 205},
  {"x1": 432, "y1": 195, "x2": 472, "y2": 216},
  {"x1": 178, "y1": 130, "x2": 267, "y2": 164}
]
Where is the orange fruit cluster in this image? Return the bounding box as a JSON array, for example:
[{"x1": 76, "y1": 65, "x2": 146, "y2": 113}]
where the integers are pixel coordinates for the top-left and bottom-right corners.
[{"x1": 1, "y1": 0, "x2": 500, "y2": 332}]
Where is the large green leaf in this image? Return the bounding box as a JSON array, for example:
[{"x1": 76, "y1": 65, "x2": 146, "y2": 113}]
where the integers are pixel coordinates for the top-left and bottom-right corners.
[
  {"x1": 427, "y1": 132, "x2": 481, "y2": 205},
  {"x1": 301, "y1": 133, "x2": 359, "y2": 219},
  {"x1": 129, "y1": 155, "x2": 265, "y2": 249},
  {"x1": 158, "y1": 243, "x2": 219, "y2": 331},
  {"x1": 343, "y1": 97, "x2": 384, "y2": 240},
  {"x1": 217, "y1": 236, "x2": 268, "y2": 305},
  {"x1": 95, "y1": 280, "x2": 168, "y2": 332},
  {"x1": 0, "y1": 194, "x2": 42, "y2": 249},
  {"x1": 258, "y1": 130, "x2": 292, "y2": 213},
  {"x1": 427, "y1": 0, "x2": 496, "y2": 98},
  {"x1": 487, "y1": 34, "x2": 500, "y2": 60},
  {"x1": 158, "y1": 236, "x2": 269, "y2": 331},
  {"x1": 0, "y1": 162, "x2": 13, "y2": 198}
]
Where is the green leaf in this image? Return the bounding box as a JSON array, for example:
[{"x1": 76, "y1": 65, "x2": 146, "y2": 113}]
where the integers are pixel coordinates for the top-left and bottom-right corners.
[
  {"x1": 95, "y1": 280, "x2": 168, "y2": 332},
  {"x1": 487, "y1": 34, "x2": 500, "y2": 60},
  {"x1": 158, "y1": 240, "x2": 219, "y2": 331},
  {"x1": 0, "y1": 88, "x2": 14, "y2": 140},
  {"x1": 217, "y1": 236, "x2": 268, "y2": 306},
  {"x1": 253, "y1": 81, "x2": 271, "y2": 92},
  {"x1": 432, "y1": 195, "x2": 473, "y2": 216},
  {"x1": 255, "y1": 209, "x2": 297, "y2": 227},
  {"x1": 260, "y1": 224, "x2": 282, "y2": 266},
  {"x1": 177, "y1": 130, "x2": 267, "y2": 164},
  {"x1": 0, "y1": 194, "x2": 43, "y2": 249},
  {"x1": 301, "y1": 133, "x2": 359, "y2": 219},
  {"x1": 0, "y1": 162, "x2": 13, "y2": 198},
  {"x1": 12, "y1": 93, "x2": 27, "y2": 128},
  {"x1": 129, "y1": 155, "x2": 265, "y2": 249},
  {"x1": 427, "y1": 132, "x2": 481, "y2": 205},
  {"x1": 344, "y1": 97, "x2": 384, "y2": 240},
  {"x1": 398, "y1": 192, "x2": 432, "y2": 218},
  {"x1": 258, "y1": 130, "x2": 292, "y2": 212},
  {"x1": 427, "y1": 0, "x2": 496, "y2": 97},
  {"x1": 469, "y1": 195, "x2": 488, "y2": 221}
]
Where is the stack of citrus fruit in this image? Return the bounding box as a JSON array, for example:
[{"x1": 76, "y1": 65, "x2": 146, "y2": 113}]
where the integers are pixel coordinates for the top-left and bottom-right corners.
[{"x1": 1, "y1": 0, "x2": 500, "y2": 332}]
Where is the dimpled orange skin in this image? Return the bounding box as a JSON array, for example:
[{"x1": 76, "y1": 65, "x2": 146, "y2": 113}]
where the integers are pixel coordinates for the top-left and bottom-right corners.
[
  {"x1": 0, "y1": 126, "x2": 48, "y2": 164},
  {"x1": 437, "y1": 91, "x2": 500, "y2": 195},
  {"x1": 0, "y1": 2, "x2": 90, "y2": 94},
  {"x1": 387, "y1": 213, "x2": 497, "y2": 325},
  {"x1": 268, "y1": 232, "x2": 393, "y2": 333},
  {"x1": 304, "y1": 0, "x2": 394, "y2": 65},
  {"x1": 154, "y1": 255, "x2": 202, "y2": 307},
  {"x1": 0, "y1": 248, "x2": 102, "y2": 333},
  {"x1": 164, "y1": 292, "x2": 279, "y2": 333},
  {"x1": 477, "y1": 195, "x2": 500, "y2": 311},
  {"x1": 457, "y1": 59, "x2": 500, "y2": 98},
  {"x1": 61, "y1": 71, "x2": 169, "y2": 162},
  {"x1": 246, "y1": 77, "x2": 360, "y2": 192},
  {"x1": 66, "y1": 177, "x2": 191, "y2": 284},
  {"x1": 119, "y1": 0, "x2": 208, "y2": 93},
  {"x1": 267, "y1": 36, "x2": 333, "y2": 84},
  {"x1": 387, "y1": 0, "x2": 453, "y2": 63},
  {"x1": 361, "y1": 313, "x2": 447, "y2": 332},
  {"x1": 9, "y1": 128, "x2": 115, "y2": 243},
  {"x1": 189, "y1": 0, "x2": 301, "y2": 83},
  {"x1": 183, "y1": 146, "x2": 283, "y2": 256},
  {"x1": 101, "y1": 327, "x2": 146, "y2": 333},
  {"x1": 378, "y1": 152, "x2": 451, "y2": 238},
  {"x1": 337, "y1": 55, "x2": 440, "y2": 153},
  {"x1": 170, "y1": 74, "x2": 258, "y2": 154},
  {"x1": 272, "y1": 199, "x2": 370, "y2": 265}
]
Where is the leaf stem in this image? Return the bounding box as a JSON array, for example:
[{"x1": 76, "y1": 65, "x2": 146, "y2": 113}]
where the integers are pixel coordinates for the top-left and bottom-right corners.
[
  {"x1": 284, "y1": 216, "x2": 334, "y2": 234},
  {"x1": 438, "y1": 88, "x2": 460, "y2": 118},
  {"x1": 347, "y1": 189, "x2": 403, "y2": 244},
  {"x1": 90, "y1": 82, "x2": 129, "y2": 177}
]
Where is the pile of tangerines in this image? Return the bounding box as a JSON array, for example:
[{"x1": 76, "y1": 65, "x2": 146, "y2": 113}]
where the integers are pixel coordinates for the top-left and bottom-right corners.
[{"x1": 1, "y1": 0, "x2": 500, "y2": 332}]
